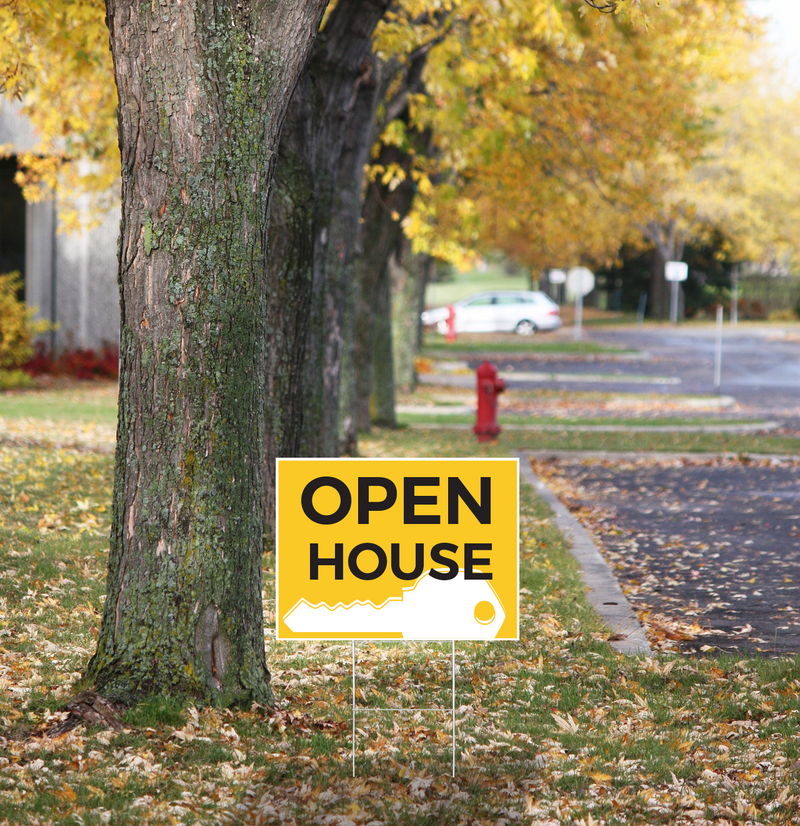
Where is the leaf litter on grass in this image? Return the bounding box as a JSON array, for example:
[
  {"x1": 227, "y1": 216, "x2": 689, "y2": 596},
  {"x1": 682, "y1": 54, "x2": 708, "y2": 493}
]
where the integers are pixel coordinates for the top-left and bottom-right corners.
[{"x1": 1, "y1": 438, "x2": 800, "y2": 824}]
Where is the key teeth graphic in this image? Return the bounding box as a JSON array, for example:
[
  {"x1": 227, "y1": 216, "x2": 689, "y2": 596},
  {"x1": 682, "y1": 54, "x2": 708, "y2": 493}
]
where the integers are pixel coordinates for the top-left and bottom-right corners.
[{"x1": 282, "y1": 568, "x2": 506, "y2": 639}]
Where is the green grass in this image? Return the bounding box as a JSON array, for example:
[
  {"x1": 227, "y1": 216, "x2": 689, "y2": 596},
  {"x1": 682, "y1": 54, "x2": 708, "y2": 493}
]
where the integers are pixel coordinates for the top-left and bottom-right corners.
[
  {"x1": 0, "y1": 382, "x2": 117, "y2": 424},
  {"x1": 422, "y1": 338, "x2": 633, "y2": 356},
  {"x1": 2, "y1": 400, "x2": 800, "y2": 824},
  {"x1": 364, "y1": 424, "x2": 800, "y2": 456},
  {"x1": 582, "y1": 312, "x2": 639, "y2": 326},
  {"x1": 424, "y1": 264, "x2": 532, "y2": 308},
  {"x1": 397, "y1": 412, "x2": 768, "y2": 427}
]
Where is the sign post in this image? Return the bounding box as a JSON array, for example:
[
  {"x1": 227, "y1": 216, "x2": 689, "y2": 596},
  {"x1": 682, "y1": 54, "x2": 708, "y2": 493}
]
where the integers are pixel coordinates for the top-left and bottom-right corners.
[
  {"x1": 665, "y1": 261, "x2": 688, "y2": 324},
  {"x1": 714, "y1": 304, "x2": 723, "y2": 392},
  {"x1": 276, "y1": 458, "x2": 519, "y2": 776},
  {"x1": 566, "y1": 267, "x2": 595, "y2": 341}
]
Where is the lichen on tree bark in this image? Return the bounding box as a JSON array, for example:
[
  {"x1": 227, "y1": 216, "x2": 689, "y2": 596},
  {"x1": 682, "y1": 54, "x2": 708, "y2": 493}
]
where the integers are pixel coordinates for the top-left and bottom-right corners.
[{"x1": 85, "y1": 0, "x2": 326, "y2": 706}]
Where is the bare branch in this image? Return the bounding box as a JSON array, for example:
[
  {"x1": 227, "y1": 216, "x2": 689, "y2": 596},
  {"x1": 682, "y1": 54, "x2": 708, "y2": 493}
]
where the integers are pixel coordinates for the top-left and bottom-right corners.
[{"x1": 582, "y1": 0, "x2": 621, "y2": 13}]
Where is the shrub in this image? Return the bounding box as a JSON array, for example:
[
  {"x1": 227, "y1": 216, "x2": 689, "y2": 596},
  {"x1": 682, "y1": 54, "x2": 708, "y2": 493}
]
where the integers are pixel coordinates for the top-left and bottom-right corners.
[
  {"x1": 0, "y1": 272, "x2": 52, "y2": 370},
  {"x1": 768, "y1": 308, "x2": 800, "y2": 322},
  {"x1": 61, "y1": 345, "x2": 119, "y2": 380},
  {"x1": 0, "y1": 368, "x2": 34, "y2": 390},
  {"x1": 23, "y1": 341, "x2": 119, "y2": 380}
]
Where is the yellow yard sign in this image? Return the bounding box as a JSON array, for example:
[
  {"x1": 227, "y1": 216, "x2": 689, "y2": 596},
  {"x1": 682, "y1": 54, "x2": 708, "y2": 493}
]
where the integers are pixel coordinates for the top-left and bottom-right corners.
[{"x1": 276, "y1": 458, "x2": 519, "y2": 640}]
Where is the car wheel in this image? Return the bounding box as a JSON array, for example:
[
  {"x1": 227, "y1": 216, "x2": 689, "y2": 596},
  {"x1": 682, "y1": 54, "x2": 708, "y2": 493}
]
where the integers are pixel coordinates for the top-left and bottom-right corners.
[{"x1": 515, "y1": 319, "x2": 536, "y2": 336}]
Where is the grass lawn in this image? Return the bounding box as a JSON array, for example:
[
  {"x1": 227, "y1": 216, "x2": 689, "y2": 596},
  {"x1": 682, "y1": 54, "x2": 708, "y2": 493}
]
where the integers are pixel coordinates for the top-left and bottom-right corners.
[
  {"x1": 1, "y1": 392, "x2": 800, "y2": 823},
  {"x1": 421, "y1": 338, "x2": 633, "y2": 356},
  {"x1": 397, "y1": 411, "x2": 769, "y2": 428},
  {"x1": 371, "y1": 425, "x2": 800, "y2": 457},
  {"x1": 0, "y1": 382, "x2": 118, "y2": 425},
  {"x1": 424, "y1": 264, "x2": 531, "y2": 308}
]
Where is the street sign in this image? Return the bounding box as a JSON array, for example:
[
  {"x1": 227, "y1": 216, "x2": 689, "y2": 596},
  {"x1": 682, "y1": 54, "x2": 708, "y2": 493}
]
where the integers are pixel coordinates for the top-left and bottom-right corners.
[
  {"x1": 566, "y1": 267, "x2": 595, "y2": 298},
  {"x1": 276, "y1": 458, "x2": 519, "y2": 640},
  {"x1": 548, "y1": 269, "x2": 566, "y2": 285},
  {"x1": 665, "y1": 261, "x2": 688, "y2": 282}
]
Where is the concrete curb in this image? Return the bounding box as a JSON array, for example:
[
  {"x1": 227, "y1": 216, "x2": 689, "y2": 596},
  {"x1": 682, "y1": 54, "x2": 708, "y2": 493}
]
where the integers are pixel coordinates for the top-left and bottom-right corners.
[
  {"x1": 517, "y1": 452, "x2": 651, "y2": 656},
  {"x1": 525, "y1": 449, "x2": 799, "y2": 464}
]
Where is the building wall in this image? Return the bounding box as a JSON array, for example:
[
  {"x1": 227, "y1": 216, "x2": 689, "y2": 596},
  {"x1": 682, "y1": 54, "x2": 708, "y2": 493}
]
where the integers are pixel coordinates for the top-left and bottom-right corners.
[{"x1": 1, "y1": 99, "x2": 120, "y2": 352}]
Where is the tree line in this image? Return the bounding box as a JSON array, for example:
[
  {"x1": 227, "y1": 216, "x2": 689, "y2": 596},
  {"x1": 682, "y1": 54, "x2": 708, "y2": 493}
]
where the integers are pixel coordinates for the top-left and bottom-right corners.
[{"x1": 2, "y1": 0, "x2": 794, "y2": 708}]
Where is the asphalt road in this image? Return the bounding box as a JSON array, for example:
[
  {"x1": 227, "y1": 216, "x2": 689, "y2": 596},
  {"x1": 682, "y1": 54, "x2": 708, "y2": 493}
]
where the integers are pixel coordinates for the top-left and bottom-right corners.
[
  {"x1": 453, "y1": 326, "x2": 800, "y2": 418},
  {"x1": 542, "y1": 456, "x2": 800, "y2": 655}
]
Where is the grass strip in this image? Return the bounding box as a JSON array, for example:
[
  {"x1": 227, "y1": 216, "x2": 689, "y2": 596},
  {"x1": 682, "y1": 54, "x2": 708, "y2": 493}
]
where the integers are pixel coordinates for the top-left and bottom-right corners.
[
  {"x1": 1, "y1": 432, "x2": 799, "y2": 824},
  {"x1": 365, "y1": 425, "x2": 800, "y2": 457},
  {"x1": 423, "y1": 339, "x2": 633, "y2": 356},
  {"x1": 397, "y1": 412, "x2": 769, "y2": 428}
]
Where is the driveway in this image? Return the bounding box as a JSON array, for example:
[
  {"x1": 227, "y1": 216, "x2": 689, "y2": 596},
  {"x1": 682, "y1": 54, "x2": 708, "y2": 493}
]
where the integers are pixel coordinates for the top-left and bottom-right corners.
[
  {"x1": 436, "y1": 326, "x2": 800, "y2": 421},
  {"x1": 536, "y1": 454, "x2": 800, "y2": 655}
]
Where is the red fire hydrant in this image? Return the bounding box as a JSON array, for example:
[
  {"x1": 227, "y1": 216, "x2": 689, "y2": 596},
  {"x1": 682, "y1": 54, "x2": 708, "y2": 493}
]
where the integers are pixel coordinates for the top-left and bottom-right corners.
[
  {"x1": 446, "y1": 304, "x2": 457, "y2": 342},
  {"x1": 474, "y1": 361, "x2": 506, "y2": 442}
]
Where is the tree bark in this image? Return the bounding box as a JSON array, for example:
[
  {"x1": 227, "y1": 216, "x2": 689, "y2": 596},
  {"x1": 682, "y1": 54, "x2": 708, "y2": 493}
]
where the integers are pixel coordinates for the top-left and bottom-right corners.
[
  {"x1": 391, "y1": 242, "x2": 434, "y2": 394},
  {"x1": 371, "y1": 259, "x2": 396, "y2": 426},
  {"x1": 646, "y1": 219, "x2": 684, "y2": 320},
  {"x1": 331, "y1": 66, "x2": 384, "y2": 454},
  {"x1": 262, "y1": 0, "x2": 389, "y2": 519},
  {"x1": 85, "y1": 0, "x2": 326, "y2": 706},
  {"x1": 353, "y1": 127, "x2": 430, "y2": 433}
]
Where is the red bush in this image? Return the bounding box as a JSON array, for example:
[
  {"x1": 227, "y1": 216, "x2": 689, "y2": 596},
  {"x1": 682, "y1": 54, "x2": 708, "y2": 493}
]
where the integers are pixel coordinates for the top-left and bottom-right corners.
[{"x1": 22, "y1": 343, "x2": 119, "y2": 380}]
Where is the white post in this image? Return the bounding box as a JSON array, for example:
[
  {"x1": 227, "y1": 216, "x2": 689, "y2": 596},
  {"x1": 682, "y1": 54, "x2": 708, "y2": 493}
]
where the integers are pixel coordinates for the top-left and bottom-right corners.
[
  {"x1": 637, "y1": 292, "x2": 648, "y2": 327},
  {"x1": 670, "y1": 280, "x2": 680, "y2": 324},
  {"x1": 451, "y1": 640, "x2": 456, "y2": 777},
  {"x1": 352, "y1": 640, "x2": 356, "y2": 777},
  {"x1": 714, "y1": 304, "x2": 723, "y2": 392},
  {"x1": 574, "y1": 293, "x2": 583, "y2": 342}
]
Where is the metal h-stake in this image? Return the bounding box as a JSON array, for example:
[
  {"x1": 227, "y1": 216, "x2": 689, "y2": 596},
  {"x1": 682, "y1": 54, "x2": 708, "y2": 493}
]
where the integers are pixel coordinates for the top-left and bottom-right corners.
[{"x1": 351, "y1": 640, "x2": 457, "y2": 778}]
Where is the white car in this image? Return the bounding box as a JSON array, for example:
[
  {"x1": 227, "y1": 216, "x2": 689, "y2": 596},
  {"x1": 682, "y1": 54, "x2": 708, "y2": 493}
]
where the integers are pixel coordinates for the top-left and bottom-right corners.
[{"x1": 421, "y1": 290, "x2": 562, "y2": 336}]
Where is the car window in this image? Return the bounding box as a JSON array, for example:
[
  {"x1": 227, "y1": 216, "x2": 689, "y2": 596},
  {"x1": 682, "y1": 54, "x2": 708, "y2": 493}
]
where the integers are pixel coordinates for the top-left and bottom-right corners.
[
  {"x1": 462, "y1": 296, "x2": 494, "y2": 307},
  {"x1": 494, "y1": 295, "x2": 525, "y2": 305}
]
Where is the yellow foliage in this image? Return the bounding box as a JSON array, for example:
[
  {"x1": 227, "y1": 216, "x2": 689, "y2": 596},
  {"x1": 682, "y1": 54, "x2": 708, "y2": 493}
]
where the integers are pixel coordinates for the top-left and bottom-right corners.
[
  {"x1": 0, "y1": 272, "x2": 52, "y2": 369},
  {"x1": 0, "y1": 0, "x2": 118, "y2": 228},
  {"x1": 376, "y1": 0, "x2": 762, "y2": 270}
]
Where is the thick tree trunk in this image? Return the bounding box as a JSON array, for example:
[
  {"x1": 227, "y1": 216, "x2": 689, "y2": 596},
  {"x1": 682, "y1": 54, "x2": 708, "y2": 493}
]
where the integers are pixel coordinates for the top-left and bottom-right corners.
[
  {"x1": 85, "y1": 0, "x2": 326, "y2": 706},
  {"x1": 262, "y1": 0, "x2": 389, "y2": 519},
  {"x1": 331, "y1": 69, "x2": 383, "y2": 455}
]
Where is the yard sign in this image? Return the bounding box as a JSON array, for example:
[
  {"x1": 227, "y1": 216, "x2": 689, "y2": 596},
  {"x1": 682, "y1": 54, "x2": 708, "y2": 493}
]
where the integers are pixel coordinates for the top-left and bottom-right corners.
[{"x1": 276, "y1": 458, "x2": 519, "y2": 641}]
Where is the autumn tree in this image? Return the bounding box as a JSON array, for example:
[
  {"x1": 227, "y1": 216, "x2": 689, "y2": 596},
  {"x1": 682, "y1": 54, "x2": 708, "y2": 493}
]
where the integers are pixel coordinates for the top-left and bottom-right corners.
[
  {"x1": 261, "y1": 0, "x2": 390, "y2": 518},
  {"x1": 75, "y1": 0, "x2": 328, "y2": 706},
  {"x1": 351, "y1": 0, "x2": 725, "y2": 428},
  {"x1": 0, "y1": 0, "x2": 117, "y2": 225}
]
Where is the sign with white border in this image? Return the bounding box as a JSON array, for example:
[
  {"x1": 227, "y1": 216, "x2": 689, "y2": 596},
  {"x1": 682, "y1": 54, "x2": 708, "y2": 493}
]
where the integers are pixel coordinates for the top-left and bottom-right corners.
[
  {"x1": 276, "y1": 458, "x2": 519, "y2": 640},
  {"x1": 665, "y1": 261, "x2": 689, "y2": 282}
]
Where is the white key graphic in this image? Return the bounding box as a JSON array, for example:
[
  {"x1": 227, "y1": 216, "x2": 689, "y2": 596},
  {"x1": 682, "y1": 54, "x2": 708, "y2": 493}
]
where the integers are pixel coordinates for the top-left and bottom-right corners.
[{"x1": 282, "y1": 569, "x2": 506, "y2": 639}]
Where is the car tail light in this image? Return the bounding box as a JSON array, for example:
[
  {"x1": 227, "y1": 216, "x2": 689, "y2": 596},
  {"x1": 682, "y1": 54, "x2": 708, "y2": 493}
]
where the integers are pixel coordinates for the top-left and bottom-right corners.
[{"x1": 548, "y1": 308, "x2": 559, "y2": 315}]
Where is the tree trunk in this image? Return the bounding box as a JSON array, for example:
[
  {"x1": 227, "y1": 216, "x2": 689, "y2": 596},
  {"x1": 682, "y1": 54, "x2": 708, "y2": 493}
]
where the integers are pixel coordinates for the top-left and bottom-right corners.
[
  {"x1": 371, "y1": 260, "x2": 396, "y2": 426},
  {"x1": 332, "y1": 67, "x2": 384, "y2": 455},
  {"x1": 391, "y1": 242, "x2": 434, "y2": 393},
  {"x1": 353, "y1": 131, "x2": 428, "y2": 433},
  {"x1": 85, "y1": 0, "x2": 326, "y2": 706},
  {"x1": 646, "y1": 219, "x2": 684, "y2": 320},
  {"x1": 262, "y1": 0, "x2": 389, "y2": 519}
]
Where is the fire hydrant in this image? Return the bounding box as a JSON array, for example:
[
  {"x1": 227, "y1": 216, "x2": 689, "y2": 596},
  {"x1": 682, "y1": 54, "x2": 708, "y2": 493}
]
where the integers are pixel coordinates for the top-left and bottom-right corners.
[
  {"x1": 474, "y1": 361, "x2": 506, "y2": 442},
  {"x1": 446, "y1": 304, "x2": 457, "y2": 342}
]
